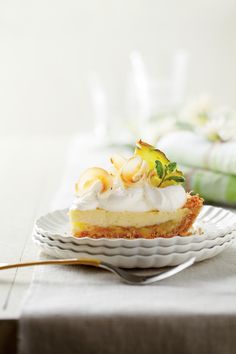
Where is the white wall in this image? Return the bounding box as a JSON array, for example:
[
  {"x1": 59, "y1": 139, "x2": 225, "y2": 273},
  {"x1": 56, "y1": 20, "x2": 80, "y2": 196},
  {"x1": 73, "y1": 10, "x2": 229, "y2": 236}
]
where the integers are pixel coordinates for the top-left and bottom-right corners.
[{"x1": 0, "y1": 0, "x2": 236, "y2": 135}]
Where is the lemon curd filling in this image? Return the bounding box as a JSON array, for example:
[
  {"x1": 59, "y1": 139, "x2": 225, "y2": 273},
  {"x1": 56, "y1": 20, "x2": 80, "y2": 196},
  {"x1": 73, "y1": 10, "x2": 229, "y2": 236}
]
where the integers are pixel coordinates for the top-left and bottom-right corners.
[{"x1": 69, "y1": 208, "x2": 188, "y2": 229}]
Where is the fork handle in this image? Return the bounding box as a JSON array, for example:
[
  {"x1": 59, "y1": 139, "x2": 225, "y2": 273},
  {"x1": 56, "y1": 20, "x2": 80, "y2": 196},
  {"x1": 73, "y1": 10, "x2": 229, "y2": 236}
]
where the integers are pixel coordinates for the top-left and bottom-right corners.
[{"x1": 0, "y1": 258, "x2": 101, "y2": 271}]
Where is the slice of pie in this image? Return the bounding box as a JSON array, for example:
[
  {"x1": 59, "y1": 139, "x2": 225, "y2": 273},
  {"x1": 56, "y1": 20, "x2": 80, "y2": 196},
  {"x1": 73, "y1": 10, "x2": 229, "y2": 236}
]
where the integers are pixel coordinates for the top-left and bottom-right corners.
[{"x1": 69, "y1": 140, "x2": 203, "y2": 239}]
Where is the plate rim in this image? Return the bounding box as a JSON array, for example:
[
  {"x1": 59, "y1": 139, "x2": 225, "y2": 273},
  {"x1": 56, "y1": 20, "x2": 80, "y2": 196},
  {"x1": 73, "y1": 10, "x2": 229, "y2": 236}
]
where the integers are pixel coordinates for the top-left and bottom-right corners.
[
  {"x1": 33, "y1": 236, "x2": 235, "y2": 268},
  {"x1": 33, "y1": 229, "x2": 236, "y2": 256}
]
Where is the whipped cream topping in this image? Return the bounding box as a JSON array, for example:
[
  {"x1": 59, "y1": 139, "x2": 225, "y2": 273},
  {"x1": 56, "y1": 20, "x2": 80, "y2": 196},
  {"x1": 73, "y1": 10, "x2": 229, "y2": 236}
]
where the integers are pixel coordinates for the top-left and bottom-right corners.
[{"x1": 71, "y1": 178, "x2": 187, "y2": 212}]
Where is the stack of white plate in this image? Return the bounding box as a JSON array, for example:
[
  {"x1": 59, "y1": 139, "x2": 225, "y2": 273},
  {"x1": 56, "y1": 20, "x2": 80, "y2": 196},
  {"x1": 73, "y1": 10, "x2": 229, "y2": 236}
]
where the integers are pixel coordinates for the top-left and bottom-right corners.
[{"x1": 33, "y1": 205, "x2": 236, "y2": 268}]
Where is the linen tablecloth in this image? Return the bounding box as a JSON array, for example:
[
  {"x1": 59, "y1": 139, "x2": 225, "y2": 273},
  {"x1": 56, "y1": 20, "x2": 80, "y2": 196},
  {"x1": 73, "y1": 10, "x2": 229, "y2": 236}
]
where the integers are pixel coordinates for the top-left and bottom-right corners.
[{"x1": 19, "y1": 136, "x2": 236, "y2": 354}]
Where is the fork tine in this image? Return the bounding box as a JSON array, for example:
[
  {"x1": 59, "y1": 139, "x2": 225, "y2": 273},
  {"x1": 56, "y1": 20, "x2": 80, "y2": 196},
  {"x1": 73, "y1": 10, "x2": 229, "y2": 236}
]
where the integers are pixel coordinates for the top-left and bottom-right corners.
[
  {"x1": 99, "y1": 257, "x2": 196, "y2": 285},
  {"x1": 138, "y1": 257, "x2": 196, "y2": 285}
]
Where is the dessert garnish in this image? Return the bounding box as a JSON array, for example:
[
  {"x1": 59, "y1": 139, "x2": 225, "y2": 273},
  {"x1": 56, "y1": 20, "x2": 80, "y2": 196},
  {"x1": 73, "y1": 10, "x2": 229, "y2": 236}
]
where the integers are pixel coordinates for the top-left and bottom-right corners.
[{"x1": 134, "y1": 140, "x2": 185, "y2": 187}]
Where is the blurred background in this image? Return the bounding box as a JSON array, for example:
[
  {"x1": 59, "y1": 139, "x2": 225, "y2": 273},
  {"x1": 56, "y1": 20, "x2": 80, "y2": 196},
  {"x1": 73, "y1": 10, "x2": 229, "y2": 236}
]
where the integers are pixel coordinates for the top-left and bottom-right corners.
[{"x1": 0, "y1": 0, "x2": 236, "y2": 137}]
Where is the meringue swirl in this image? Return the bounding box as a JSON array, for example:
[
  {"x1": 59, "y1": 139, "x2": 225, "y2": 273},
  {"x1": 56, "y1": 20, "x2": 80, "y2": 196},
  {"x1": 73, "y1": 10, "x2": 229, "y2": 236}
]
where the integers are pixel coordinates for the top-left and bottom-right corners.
[{"x1": 71, "y1": 178, "x2": 187, "y2": 212}]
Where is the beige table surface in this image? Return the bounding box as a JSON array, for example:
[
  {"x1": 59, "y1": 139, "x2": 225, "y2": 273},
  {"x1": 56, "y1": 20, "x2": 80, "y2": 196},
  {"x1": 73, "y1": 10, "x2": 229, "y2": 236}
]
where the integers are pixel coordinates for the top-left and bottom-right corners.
[
  {"x1": 0, "y1": 135, "x2": 235, "y2": 354},
  {"x1": 0, "y1": 135, "x2": 70, "y2": 354}
]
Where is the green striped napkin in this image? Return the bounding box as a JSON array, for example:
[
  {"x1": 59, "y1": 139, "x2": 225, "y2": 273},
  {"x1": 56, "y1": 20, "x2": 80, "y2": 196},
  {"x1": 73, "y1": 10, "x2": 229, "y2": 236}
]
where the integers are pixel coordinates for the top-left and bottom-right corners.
[
  {"x1": 158, "y1": 131, "x2": 236, "y2": 176},
  {"x1": 182, "y1": 165, "x2": 236, "y2": 206}
]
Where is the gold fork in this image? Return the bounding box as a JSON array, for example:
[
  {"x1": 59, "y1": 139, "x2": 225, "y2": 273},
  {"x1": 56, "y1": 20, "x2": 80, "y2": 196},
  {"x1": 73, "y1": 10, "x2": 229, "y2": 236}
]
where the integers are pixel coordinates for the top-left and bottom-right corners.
[{"x1": 0, "y1": 257, "x2": 195, "y2": 285}]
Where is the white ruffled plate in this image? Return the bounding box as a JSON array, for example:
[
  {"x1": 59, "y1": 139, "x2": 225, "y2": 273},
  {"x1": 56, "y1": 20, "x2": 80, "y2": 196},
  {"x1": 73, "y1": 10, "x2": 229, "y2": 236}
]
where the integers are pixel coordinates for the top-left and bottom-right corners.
[
  {"x1": 34, "y1": 205, "x2": 236, "y2": 248},
  {"x1": 33, "y1": 228, "x2": 235, "y2": 256},
  {"x1": 33, "y1": 232, "x2": 236, "y2": 268}
]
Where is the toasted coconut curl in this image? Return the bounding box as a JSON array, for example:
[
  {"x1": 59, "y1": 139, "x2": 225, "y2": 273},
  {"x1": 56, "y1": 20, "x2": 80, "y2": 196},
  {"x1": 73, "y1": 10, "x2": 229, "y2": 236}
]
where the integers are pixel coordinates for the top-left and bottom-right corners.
[
  {"x1": 110, "y1": 154, "x2": 127, "y2": 171},
  {"x1": 76, "y1": 167, "x2": 113, "y2": 195},
  {"x1": 72, "y1": 194, "x2": 203, "y2": 239},
  {"x1": 120, "y1": 156, "x2": 148, "y2": 185}
]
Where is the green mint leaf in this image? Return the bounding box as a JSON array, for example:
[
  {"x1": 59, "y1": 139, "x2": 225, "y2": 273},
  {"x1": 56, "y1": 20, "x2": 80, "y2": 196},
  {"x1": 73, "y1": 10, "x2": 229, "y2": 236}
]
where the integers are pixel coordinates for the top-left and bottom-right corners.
[
  {"x1": 155, "y1": 160, "x2": 164, "y2": 179},
  {"x1": 167, "y1": 162, "x2": 177, "y2": 173},
  {"x1": 165, "y1": 176, "x2": 185, "y2": 183}
]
